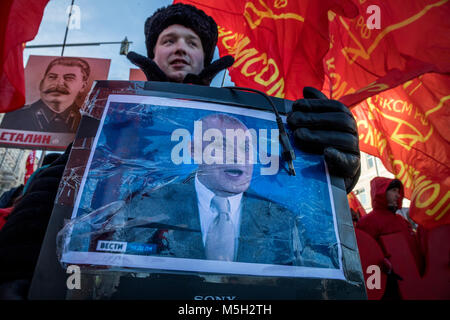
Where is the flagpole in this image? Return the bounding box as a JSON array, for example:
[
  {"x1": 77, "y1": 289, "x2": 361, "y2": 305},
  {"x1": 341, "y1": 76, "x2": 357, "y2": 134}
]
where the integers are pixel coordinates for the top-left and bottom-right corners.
[
  {"x1": 374, "y1": 156, "x2": 380, "y2": 176},
  {"x1": 221, "y1": 69, "x2": 227, "y2": 87},
  {"x1": 36, "y1": 150, "x2": 45, "y2": 169},
  {"x1": 48, "y1": 0, "x2": 75, "y2": 166},
  {"x1": 61, "y1": 0, "x2": 75, "y2": 56}
]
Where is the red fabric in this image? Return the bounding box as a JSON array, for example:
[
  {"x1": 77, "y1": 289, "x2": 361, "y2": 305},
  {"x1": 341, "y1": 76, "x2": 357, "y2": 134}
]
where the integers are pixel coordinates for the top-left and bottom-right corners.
[
  {"x1": 380, "y1": 224, "x2": 450, "y2": 299},
  {"x1": 348, "y1": 191, "x2": 367, "y2": 219},
  {"x1": 324, "y1": 0, "x2": 450, "y2": 229},
  {"x1": 356, "y1": 177, "x2": 420, "y2": 264},
  {"x1": 173, "y1": 1, "x2": 450, "y2": 229},
  {"x1": 355, "y1": 229, "x2": 387, "y2": 300},
  {"x1": 0, "y1": 207, "x2": 13, "y2": 230},
  {"x1": 324, "y1": 0, "x2": 450, "y2": 107},
  {"x1": 24, "y1": 150, "x2": 36, "y2": 184},
  {"x1": 351, "y1": 73, "x2": 450, "y2": 229},
  {"x1": 370, "y1": 177, "x2": 403, "y2": 211},
  {"x1": 174, "y1": 0, "x2": 358, "y2": 100},
  {"x1": 0, "y1": 0, "x2": 49, "y2": 113},
  {"x1": 129, "y1": 68, "x2": 146, "y2": 81}
]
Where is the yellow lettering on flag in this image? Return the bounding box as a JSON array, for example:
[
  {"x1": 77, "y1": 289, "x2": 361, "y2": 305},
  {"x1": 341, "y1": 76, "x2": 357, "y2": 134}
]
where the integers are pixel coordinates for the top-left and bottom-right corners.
[{"x1": 244, "y1": 0, "x2": 304, "y2": 29}]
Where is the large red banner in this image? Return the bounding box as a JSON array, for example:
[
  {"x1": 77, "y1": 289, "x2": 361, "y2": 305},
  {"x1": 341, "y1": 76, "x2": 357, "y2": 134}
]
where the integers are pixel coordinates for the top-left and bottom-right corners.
[
  {"x1": 350, "y1": 73, "x2": 450, "y2": 229},
  {"x1": 0, "y1": 0, "x2": 50, "y2": 113},
  {"x1": 175, "y1": 0, "x2": 450, "y2": 229},
  {"x1": 324, "y1": 1, "x2": 450, "y2": 229},
  {"x1": 174, "y1": 0, "x2": 358, "y2": 100},
  {"x1": 325, "y1": 0, "x2": 450, "y2": 107}
]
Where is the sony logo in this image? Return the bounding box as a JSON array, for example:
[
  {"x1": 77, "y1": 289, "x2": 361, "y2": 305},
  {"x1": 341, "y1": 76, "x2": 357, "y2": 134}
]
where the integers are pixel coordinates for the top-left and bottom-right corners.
[{"x1": 194, "y1": 295, "x2": 237, "y2": 300}]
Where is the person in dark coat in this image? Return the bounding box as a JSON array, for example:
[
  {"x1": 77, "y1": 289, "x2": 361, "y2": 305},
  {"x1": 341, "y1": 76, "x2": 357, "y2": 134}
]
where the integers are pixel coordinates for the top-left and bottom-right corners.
[
  {"x1": 0, "y1": 185, "x2": 24, "y2": 209},
  {"x1": 0, "y1": 3, "x2": 360, "y2": 299}
]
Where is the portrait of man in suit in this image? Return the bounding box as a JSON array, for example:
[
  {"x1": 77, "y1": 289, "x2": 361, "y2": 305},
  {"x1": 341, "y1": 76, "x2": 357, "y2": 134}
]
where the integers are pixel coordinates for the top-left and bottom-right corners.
[{"x1": 107, "y1": 113, "x2": 305, "y2": 266}]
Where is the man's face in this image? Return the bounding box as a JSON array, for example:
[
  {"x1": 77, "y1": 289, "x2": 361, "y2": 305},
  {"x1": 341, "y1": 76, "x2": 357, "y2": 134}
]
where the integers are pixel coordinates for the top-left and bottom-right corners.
[
  {"x1": 39, "y1": 64, "x2": 86, "y2": 113},
  {"x1": 197, "y1": 116, "x2": 254, "y2": 197},
  {"x1": 386, "y1": 187, "x2": 401, "y2": 208},
  {"x1": 153, "y1": 24, "x2": 204, "y2": 82}
]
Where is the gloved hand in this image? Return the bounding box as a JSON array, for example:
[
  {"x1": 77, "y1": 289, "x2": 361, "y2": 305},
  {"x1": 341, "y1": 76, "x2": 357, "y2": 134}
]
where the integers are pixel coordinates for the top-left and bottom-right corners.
[
  {"x1": 127, "y1": 51, "x2": 169, "y2": 82},
  {"x1": 382, "y1": 257, "x2": 403, "y2": 281},
  {"x1": 127, "y1": 51, "x2": 234, "y2": 86},
  {"x1": 382, "y1": 257, "x2": 393, "y2": 274},
  {"x1": 184, "y1": 55, "x2": 234, "y2": 85},
  {"x1": 287, "y1": 87, "x2": 360, "y2": 193}
]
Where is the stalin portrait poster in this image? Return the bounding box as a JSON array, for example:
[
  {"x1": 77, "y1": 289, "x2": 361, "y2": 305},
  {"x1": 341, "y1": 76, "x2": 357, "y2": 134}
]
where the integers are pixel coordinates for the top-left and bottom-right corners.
[{"x1": 0, "y1": 55, "x2": 110, "y2": 150}]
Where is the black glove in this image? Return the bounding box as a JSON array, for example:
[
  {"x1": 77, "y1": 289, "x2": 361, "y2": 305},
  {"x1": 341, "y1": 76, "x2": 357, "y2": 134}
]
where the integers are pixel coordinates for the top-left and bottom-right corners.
[
  {"x1": 287, "y1": 87, "x2": 360, "y2": 193},
  {"x1": 127, "y1": 51, "x2": 234, "y2": 86},
  {"x1": 127, "y1": 51, "x2": 169, "y2": 82},
  {"x1": 183, "y1": 55, "x2": 234, "y2": 85}
]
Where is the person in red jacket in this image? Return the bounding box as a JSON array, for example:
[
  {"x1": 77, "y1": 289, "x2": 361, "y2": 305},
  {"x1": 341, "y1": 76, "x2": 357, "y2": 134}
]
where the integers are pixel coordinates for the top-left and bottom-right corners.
[
  {"x1": 357, "y1": 178, "x2": 418, "y2": 252},
  {"x1": 356, "y1": 177, "x2": 421, "y2": 299}
]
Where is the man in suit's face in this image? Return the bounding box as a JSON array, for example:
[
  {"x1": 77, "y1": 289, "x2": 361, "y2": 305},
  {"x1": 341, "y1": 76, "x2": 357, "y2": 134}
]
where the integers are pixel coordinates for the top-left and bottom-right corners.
[{"x1": 197, "y1": 114, "x2": 254, "y2": 197}]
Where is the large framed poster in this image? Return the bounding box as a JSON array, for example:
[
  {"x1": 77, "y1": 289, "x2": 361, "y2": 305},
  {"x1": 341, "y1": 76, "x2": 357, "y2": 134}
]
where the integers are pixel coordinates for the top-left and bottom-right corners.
[{"x1": 29, "y1": 81, "x2": 366, "y2": 300}]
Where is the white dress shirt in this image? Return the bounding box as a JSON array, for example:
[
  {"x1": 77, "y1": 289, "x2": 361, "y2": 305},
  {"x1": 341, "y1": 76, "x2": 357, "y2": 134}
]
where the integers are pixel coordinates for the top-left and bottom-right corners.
[{"x1": 195, "y1": 174, "x2": 243, "y2": 250}]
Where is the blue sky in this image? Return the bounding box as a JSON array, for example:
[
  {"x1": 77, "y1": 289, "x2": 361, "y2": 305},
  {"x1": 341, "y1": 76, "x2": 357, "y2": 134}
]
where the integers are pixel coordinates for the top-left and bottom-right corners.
[{"x1": 25, "y1": 0, "x2": 231, "y2": 86}]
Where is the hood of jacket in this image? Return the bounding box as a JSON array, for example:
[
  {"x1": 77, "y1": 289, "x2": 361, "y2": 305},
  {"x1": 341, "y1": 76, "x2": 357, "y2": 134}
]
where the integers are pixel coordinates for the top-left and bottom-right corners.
[{"x1": 370, "y1": 177, "x2": 404, "y2": 211}]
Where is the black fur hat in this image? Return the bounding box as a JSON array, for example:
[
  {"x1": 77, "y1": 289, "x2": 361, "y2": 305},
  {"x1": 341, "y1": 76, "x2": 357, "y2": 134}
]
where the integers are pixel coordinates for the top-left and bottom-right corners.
[{"x1": 145, "y1": 3, "x2": 218, "y2": 67}]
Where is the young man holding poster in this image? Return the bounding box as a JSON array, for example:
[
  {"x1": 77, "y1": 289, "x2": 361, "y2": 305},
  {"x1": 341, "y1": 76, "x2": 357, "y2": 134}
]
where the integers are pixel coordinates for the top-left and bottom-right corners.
[{"x1": 0, "y1": 3, "x2": 360, "y2": 299}]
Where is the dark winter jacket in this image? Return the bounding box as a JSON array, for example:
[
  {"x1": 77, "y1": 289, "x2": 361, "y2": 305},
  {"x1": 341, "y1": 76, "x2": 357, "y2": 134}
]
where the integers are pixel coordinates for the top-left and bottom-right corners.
[
  {"x1": 0, "y1": 147, "x2": 70, "y2": 286},
  {"x1": 0, "y1": 185, "x2": 24, "y2": 209}
]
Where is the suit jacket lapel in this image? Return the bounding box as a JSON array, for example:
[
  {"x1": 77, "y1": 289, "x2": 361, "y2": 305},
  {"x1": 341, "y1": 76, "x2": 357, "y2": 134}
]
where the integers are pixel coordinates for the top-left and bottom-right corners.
[
  {"x1": 236, "y1": 192, "x2": 264, "y2": 262},
  {"x1": 169, "y1": 179, "x2": 205, "y2": 260},
  {"x1": 236, "y1": 193, "x2": 292, "y2": 264}
]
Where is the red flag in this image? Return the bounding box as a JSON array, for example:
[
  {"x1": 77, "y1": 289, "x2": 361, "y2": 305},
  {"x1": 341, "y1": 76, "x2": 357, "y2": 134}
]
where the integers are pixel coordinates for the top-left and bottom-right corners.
[
  {"x1": 24, "y1": 150, "x2": 36, "y2": 184},
  {"x1": 323, "y1": 1, "x2": 450, "y2": 228},
  {"x1": 175, "y1": 1, "x2": 449, "y2": 227},
  {"x1": 129, "y1": 68, "x2": 147, "y2": 81},
  {"x1": 351, "y1": 73, "x2": 450, "y2": 229},
  {"x1": 324, "y1": 0, "x2": 450, "y2": 106},
  {"x1": 348, "y1": 191, "x2": 367, "y2": 218},
  {"x1": 0, "y1": 0, "x2": 50, "y2": 113},
  {"x1": 174, "y1": 0, "x2": 358, "y2": 100}
]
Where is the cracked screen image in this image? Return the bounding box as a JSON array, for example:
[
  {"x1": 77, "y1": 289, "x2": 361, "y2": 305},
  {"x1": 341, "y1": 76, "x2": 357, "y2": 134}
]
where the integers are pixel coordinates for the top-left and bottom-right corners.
[{"x1": 58, "y1": 94, "x2": 344, "y2": 279}]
